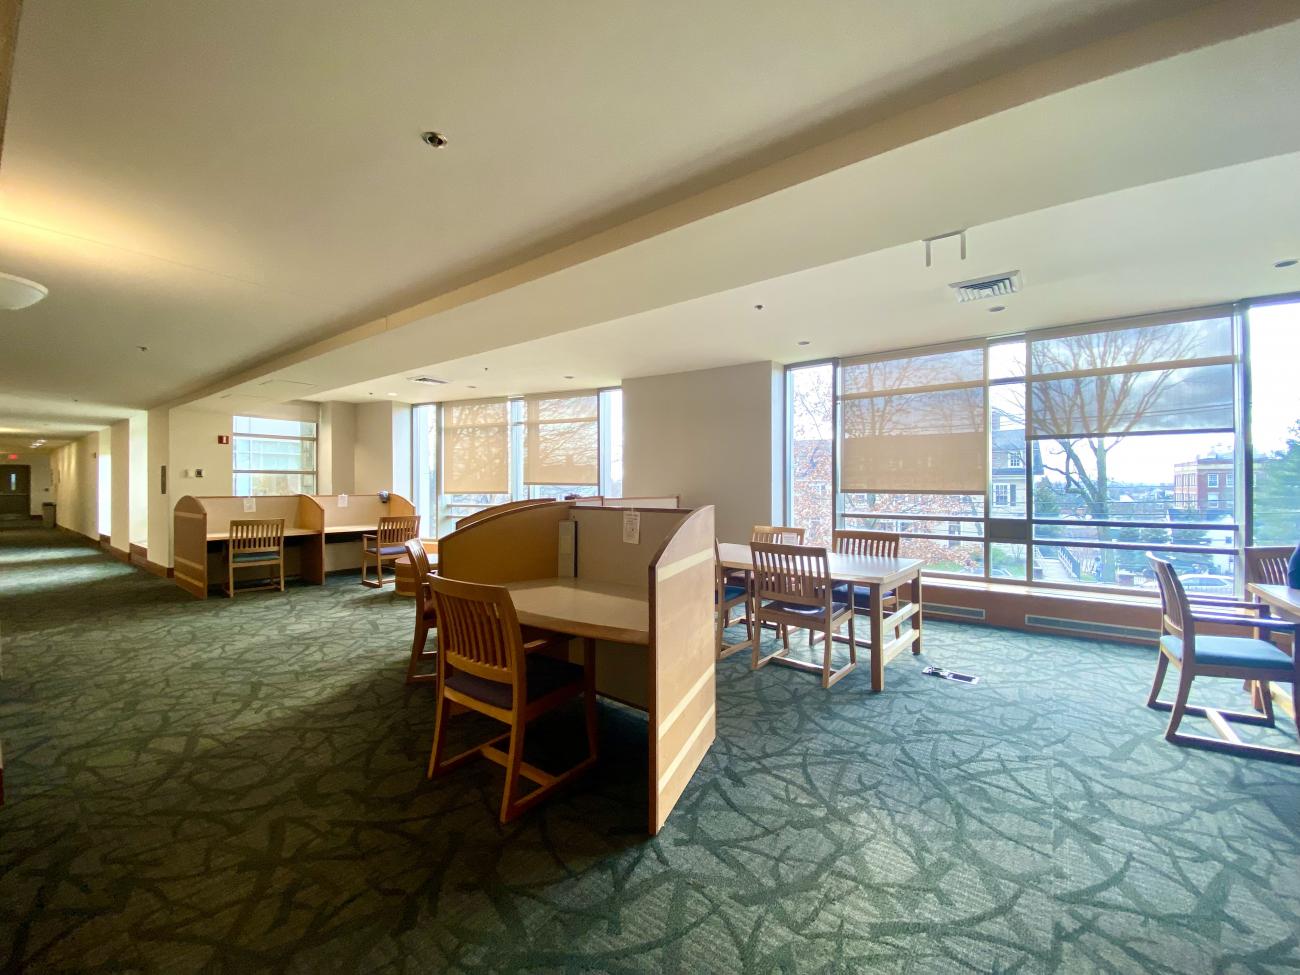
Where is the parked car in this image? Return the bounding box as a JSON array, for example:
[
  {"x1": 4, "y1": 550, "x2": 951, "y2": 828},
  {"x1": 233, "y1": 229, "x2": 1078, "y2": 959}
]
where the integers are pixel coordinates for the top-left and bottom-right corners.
[{"x1": 1178, "y1": 573, "x2": 1235, "y2": 595}]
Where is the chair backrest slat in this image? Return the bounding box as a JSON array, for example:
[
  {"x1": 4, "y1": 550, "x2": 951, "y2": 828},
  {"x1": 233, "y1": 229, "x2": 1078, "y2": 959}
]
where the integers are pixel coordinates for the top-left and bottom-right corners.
[
  {"x1": 229, "y1": 518, "x2": 285, "y2": 554},
  {"x1": 751, "y1": 541, "x2": 831, "y2": 608},
  {"x1": 429, "y1": 575, "x2": 522, "y2": 686},
  {"x1": 832, "y1": 529, "x2": 899, "y2": 558},
  {"x1": 752, "y1": 525, "x2": 805, "y2": 545},
  {"x1": 405, "y1": 538, "x2": 434, "y2": 617},
  {"x1": 1245, "y1": 546, "x2": 1291, "y2": 587},
  {"x1": 1148, "y1": 554, "x2": 1193, "y2": 658},
  {"x1": 378, "y1": 515, "x2": 421, "y2": 546}
]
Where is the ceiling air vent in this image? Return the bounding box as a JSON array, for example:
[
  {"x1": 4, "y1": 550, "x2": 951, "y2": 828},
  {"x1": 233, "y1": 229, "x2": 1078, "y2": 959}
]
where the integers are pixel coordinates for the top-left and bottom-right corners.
[
  {"x1": 407, "y1": 376, "x2": 448, "y2": 386},
  {"x1": 950, "y1": 271, "x2": 1022, "y2": 303}
]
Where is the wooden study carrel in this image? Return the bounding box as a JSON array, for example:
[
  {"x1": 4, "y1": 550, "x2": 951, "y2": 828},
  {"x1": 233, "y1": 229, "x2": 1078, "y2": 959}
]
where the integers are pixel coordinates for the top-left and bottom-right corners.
[{"x1": 436, "y1": 500, "x2": 716, "y2": 834}]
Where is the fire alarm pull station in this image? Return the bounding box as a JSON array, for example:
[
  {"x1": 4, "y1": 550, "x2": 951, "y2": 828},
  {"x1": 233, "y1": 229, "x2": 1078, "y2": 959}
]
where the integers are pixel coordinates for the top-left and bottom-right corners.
[{"x1": 217, "y1": 435, "x2": 230, "y2": 445}]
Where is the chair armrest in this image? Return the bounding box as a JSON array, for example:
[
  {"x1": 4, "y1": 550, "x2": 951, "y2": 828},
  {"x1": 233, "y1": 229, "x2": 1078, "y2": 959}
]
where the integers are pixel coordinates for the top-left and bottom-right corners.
[
  {"x1": 1186, "y1": 597, "x2": 1267, "y2": 611},
  {"x1": 1191, "y1": 613, "x2": 1296, "y2": 632}
]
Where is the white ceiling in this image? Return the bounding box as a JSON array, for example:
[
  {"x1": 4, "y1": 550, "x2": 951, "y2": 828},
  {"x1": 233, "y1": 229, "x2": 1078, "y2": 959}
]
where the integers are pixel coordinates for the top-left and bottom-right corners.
[
  {"x1": 0, "y1": 0, "x2": 1233, "y2": 437},
  {"x1": 226, "y1": 13, "x2": 1300, "y2": 406},
  {"x1": 312, "y1": 153, "x2": 1300, "y2": 404}
]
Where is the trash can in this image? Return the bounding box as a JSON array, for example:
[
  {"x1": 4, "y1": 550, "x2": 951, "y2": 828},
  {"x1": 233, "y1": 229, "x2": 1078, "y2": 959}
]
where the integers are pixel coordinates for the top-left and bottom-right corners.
[{"x1": 41, "y1": 502, "x2": 56, "y2": 528}]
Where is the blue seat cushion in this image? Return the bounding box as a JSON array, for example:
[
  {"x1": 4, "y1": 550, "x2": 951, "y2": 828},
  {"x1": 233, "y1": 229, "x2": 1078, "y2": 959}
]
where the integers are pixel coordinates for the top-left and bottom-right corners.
[
  {"x1": 1160, "y1": 634, "x2": 1294, "y2": 670},
  {"x1": 761, "y1": 599, "x2": 848, "y2": 618},
  {"x1": 721, "y1": 584, "x2": 748, "y2": 603},
  {"x1": 232, "y1": 551, "x2": 277, "y2": 563},
  {"x1": 829, "y1": 581, "x2": 894, "y2": 609},
  {"x1": 445, "y1": 654, "x2": 584, "y2": 710},
  {"x1": 364, "y1": 544, "x2": 407, "y2": 556}
]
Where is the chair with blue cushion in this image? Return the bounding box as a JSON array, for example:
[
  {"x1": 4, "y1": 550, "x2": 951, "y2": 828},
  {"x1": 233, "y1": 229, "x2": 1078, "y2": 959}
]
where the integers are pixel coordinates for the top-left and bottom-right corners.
[
  {"x1": 426, "y1": 575, "x2": 598, "y2": 823},
  {"x1": 716, "y1": 539, "x2": 753, "y2": 660},
  {"x1": 361, "y1": 515, "x2": 421, "y2": 588},
  {"x1": 751, "y1": 541, "x2": 857, "y2": 688},
  {"x1": 1147, "y1": 555, "x2": 1298, "y2": 763},
  {"x1": 223, "y1": 518, "x2": 285, "y2": 598}
]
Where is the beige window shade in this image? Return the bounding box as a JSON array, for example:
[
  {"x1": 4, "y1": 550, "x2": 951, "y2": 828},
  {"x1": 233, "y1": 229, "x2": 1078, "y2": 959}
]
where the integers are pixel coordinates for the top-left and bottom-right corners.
[
  {"x1": 1028, "y1": 310, "x2": 1235, "y2": 439},
  {"x1": 840, "y1": 345, "x2": 987, "y2": 493},
  {"x1": 524, "y1": 391, "x2": 599, "y2": 485},
  {"x1": 442, "y1": 399, "x2": 509, "y2": 494}
]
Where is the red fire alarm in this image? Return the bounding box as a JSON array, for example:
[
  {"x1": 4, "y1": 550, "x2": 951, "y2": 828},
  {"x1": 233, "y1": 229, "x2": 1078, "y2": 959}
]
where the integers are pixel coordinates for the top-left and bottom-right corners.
[
  {"x1": 217, "y1": 435, "x2": 230, "y2": 445},
  {"x1": 6, "y1": 453, "x2": 17, "y2": 460}
]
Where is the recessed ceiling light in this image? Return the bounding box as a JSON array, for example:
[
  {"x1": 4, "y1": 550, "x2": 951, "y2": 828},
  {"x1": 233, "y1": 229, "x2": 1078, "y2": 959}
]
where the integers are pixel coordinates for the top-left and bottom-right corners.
[
  {"x1": 1275, "y1": 258, "x2": 1298, "y2": 269},
  {"x1": 989, "y1": 305, "x2": 1006, "y2": 313},
  {"x1": 797, "y1": 340, "x2": 811, "y2": 346},
  {"x1": 421, "y1": 131, "x2": 448, "y2": 148},
  {"x1": 386, "y1": 392, "x2": 397, "y2": 397}
]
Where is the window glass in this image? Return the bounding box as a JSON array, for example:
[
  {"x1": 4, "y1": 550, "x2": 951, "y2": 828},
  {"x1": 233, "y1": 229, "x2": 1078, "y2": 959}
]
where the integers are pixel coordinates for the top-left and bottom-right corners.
[
  {"x1": 232, "y1": 416, "x2": 317, "y2": 496},
  {"x1": 1248, "y1": 300, "x2": 1300, "y2": 545},
  {"x1": 788, "y1": 363, "x2": 834, "y2": 546}
]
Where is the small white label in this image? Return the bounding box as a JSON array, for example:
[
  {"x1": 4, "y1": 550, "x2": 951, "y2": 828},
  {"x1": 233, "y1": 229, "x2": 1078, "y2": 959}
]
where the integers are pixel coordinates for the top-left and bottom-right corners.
[
  {"x1": 242, "y1": 497, "x2": 256, "y2": 513},
  {"x1": 337, "y1": 494, "x2": 349, "y2": 508},
  {"x1": 622, "y1": 510, "x2": 641, "y2": 545}
]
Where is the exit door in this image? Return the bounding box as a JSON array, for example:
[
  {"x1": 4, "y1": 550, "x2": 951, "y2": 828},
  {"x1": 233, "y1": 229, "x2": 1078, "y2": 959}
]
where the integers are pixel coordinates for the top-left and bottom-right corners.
[{"x1": 0, "y1": 464, "x2": 31, "y2": 521}]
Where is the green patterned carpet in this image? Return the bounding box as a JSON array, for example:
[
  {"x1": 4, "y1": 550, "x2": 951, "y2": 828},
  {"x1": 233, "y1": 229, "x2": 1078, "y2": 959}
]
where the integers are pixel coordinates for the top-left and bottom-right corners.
[{"x1": 1, "y1": 526, "x2": 1297, "y2": 974}]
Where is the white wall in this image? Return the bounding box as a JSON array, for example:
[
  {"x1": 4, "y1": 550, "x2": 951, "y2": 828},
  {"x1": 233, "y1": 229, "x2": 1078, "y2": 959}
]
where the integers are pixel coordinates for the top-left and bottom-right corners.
[
  {"x1": 110, "y1": 420, "x2": 131, "y2": 551},
  {"x1": 623, "y1": 360, "x2": 784, "y2": 542},
  {"x1": 354, "y1": 401, "x2": 395, "y2": 493},
  {"x1": 25, "y1": 453, "x2": 52, "y2": 516},
  {"x1": 147, "y1": 406, "x2": 171, "y2": 565},
  {"x1": 129, "y1": 413, "x2": 148, "y2": 545},
  {"x1": 169, "y1": 409, "x2": 234, "y2": 499},
  {"x1": 50, "y1": 433, "x2": 100, "y2": 540},
  {"x1": 318, "y1": 401, "x2": 356, "y2": 495}
]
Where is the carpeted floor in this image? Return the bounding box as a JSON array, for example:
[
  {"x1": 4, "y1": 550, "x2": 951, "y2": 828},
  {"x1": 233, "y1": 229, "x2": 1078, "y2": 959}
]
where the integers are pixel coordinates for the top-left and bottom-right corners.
[{"x1": 1, "y1": 526, "x2": 1297, "y2": 974}]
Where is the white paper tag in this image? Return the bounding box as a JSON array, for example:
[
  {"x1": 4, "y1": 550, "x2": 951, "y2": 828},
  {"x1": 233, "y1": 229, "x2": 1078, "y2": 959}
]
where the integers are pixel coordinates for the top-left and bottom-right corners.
[
  {"x1": 242, "y1": 497, "x2": 256, "y2": 513},
  {"x1": 622, "y1": 510, "x2": 641, "y2": 545},
  {"x1": 338, "y1": 494, "x2": 349, "y2": 508}
]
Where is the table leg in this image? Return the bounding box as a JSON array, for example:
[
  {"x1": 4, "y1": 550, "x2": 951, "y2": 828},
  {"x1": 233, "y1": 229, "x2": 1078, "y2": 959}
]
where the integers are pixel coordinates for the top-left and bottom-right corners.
[
  {"x1": 911, "y1": 572, "x2": 923, "y2": 655},
  {"x1": 869, "y1": 582, "x2": 884, "y2": 692}
]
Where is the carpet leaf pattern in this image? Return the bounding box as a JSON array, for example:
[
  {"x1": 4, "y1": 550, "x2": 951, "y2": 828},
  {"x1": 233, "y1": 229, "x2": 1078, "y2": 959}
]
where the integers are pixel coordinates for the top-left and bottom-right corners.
[{"x1": 1, "y1": 527, "x2": 1297, "y2": 974}]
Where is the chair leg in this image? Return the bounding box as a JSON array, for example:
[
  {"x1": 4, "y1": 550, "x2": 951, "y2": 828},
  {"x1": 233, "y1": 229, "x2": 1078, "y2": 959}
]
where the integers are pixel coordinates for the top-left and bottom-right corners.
[
  {"x1": 1146, "y1": 651, "x2": 1170, "y2": 709},
  {"x1": 407, "y1": 621, "x2": 431, "y2": 683},
  {"x1": 427, "y1": 693, "x2": 451, "y2": 778},
  {"x1": 583, "y1": 638, "x2": 599, "y2": 762},
  {"x1": 1165, "y1": 671, "x2": 1194, "y2": 741},
  {"x1": 500, "y1": 717, "x2": 526, "y2": 823},
  {"x1": 821, "y1": 623, "x2": 833, "y2": 688},
  {"x1": 227, "y1": 558, "x2": 235, "y2": 599},
  {"x1": 1259, "y1": 681, "x2": 1275, "y2": 726},
  {"x1": 279, "y1": 557, "x2": 285, "y2": 592}
]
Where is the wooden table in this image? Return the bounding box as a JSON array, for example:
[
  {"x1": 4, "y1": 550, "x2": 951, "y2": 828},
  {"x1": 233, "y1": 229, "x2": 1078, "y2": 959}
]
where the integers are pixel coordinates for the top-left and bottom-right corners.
[
  {"x1": 502, "y1": 578, "x2": 650, "y2": 645},
  {"x1": 1246, "y1": 583, "x2": 1298, "y2": 719},
  {"x1": 717, "y1": 543, "x2": 924, "y2": 691}
]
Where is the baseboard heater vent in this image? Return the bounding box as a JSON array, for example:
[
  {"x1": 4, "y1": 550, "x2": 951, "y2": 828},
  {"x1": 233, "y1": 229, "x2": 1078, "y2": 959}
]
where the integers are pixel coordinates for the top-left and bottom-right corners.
[
  {"x1": 1024, "y1": 614, "x2": 1158, "y2": 642},
  {"x1": 927, "y1": 603, "x2": 986, "y2": 622}
]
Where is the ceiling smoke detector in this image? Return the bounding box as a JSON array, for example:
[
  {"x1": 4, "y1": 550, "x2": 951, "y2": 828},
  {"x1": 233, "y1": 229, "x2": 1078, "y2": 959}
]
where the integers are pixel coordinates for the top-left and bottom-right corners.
[
  {"x1": 407, "y1": 376, "x2": 448, "y2": 386},
  {"x1": 949, "y1": 271, "x2": 1022, "y2": 303}
]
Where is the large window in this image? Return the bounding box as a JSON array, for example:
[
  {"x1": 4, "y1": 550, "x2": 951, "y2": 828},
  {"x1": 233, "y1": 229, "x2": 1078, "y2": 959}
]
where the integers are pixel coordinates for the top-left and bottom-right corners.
[
  {"x1": 413, "y1": 389, "x2": 623, "y2": 536},
  {"x1": 785, "y1": 299, "x2": 1292, "y2": 595},
  {"x1": 233, "y1": 416, "x2": 317, "y2": 495},
  {"x1": 1248, "y1": 298, "x2": 1300, "y2": 545}
]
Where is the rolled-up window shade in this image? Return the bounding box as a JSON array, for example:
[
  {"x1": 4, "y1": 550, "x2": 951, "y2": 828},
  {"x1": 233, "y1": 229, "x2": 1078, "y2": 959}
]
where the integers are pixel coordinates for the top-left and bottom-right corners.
[
  {"x1": 1028, "y1": 310, "x2": 1235, "y2": 439},
  {"x1": 524, "y1": 391, "x2": 599, "y2": 485},
  {"x1": 442, "y1": 399, "x2": 509, "y2": 493},
  {"x1": 840, "y1": 345, "x2": 986, "y2": 493}
]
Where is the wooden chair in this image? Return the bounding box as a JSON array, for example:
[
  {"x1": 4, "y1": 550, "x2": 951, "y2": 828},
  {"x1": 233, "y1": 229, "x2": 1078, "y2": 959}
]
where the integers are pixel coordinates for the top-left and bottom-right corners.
[
  {"x1": 1244, "y1": 545, "x2": 1296, "y2": 709},
  {"x1": 1146, "y1": 555, "x2": 1298, "y2": 763},
  {"x1": 426, "y1": 575, "x2": 599, "y2": 822},
  {"x1": 361, "y1": 515, "x2": 421, "y2": 588},
  {"x1": 405, "y1": 538, "x2": 437, "y2": 684},
  {"x1": 715, "y1": 539, "x2": 753, "y2": 660},
  {"x1": 815, "y1": 529, "x2": 902, "y2": 648},
  {"x1": 223, "y1": 519, "x2": 285, "y2": 598},
  {"x1": 752, "y1": 525, "x2": 806, "y2": 545},
  {"x1": 750, "y1": 541, "x2": 857, "y2": 688}
]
